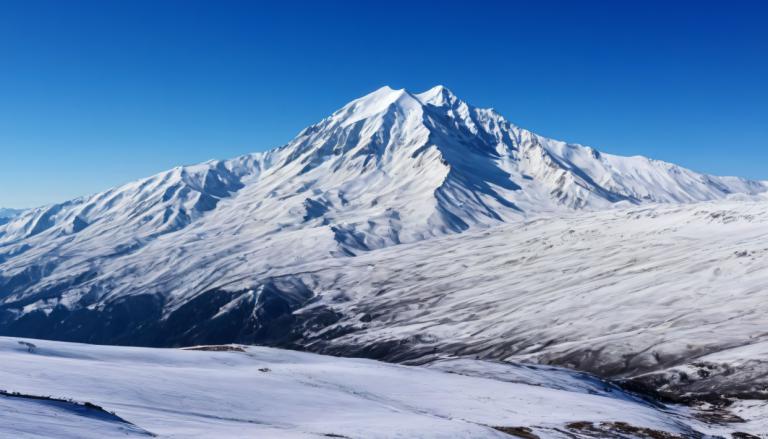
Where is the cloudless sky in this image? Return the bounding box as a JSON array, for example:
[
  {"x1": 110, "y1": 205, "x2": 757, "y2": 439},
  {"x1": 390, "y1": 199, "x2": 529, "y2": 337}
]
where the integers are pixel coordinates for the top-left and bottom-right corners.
[{"x1": 1, "y1": 0, "x2": 766, "y2": 208}]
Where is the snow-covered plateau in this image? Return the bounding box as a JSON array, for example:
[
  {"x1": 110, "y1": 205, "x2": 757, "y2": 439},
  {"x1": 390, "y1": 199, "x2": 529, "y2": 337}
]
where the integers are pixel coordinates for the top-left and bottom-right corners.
[
  {"x1": 0, "y1": 336, "x2": 764, "y2": 438},
  {"x1": 1, "y1": 86, "x2": 767, "y2": 436}
]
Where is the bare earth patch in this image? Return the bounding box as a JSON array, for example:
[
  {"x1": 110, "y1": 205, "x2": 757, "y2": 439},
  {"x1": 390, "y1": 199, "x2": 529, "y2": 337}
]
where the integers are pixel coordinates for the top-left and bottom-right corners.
[{"x1": 565, "y1": 421, "x2": 686, "y2": 439}]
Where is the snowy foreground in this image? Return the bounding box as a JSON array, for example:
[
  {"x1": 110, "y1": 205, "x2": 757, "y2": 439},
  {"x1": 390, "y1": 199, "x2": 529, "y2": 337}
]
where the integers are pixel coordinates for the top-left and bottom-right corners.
[{"x1": 1, "y1": 337, "x2": 763, "y2": 439}]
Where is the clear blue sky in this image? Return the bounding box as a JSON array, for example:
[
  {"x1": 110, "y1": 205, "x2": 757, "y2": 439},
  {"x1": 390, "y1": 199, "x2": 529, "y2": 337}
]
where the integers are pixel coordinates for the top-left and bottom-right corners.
[{"x1": 1, "y1": 0, "x2": 766, "y2": 208}]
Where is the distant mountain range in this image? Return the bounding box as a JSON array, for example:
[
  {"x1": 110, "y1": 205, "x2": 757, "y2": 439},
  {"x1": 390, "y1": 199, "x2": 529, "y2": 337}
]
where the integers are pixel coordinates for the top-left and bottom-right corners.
[
  {"x1": 0, "y1": 208, "x2": 24, "y2": 225},
  {"x1": 0, "y1": 87, "x2": 766, "y2": 400}
]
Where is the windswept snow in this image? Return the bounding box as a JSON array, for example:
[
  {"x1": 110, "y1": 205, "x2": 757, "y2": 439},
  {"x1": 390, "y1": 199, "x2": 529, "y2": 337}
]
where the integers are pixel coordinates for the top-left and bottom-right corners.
[
  {"x1": 0, "y1": 392, "x2": 151, "y2": 439},
  {"x1": 0, "y1": 337, "x2": 730, "y2": 438}
]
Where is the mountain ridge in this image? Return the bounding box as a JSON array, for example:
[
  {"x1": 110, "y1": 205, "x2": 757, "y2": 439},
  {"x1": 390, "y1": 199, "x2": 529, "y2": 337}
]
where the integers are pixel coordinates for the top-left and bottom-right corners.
[{"x1": 4, "y1": 85, "x2": 765, "y2": 240}]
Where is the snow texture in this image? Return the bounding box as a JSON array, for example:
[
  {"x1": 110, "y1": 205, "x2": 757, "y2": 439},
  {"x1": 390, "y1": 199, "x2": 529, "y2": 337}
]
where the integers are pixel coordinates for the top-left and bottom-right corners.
[{"x1": 0, "y1": 337, "x2": 735, "y2": 438}]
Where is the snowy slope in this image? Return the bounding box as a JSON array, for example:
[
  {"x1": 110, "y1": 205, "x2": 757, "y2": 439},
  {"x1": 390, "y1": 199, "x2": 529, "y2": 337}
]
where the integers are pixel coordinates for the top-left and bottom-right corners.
[
  {"x1": 0, "y1": 392, "x2": 152, "y2": 438},
  {"x1": 9, "y1": 196, "x2": 765, "y2": 397},
  {"x1": 2, "y1": 196, "x2": 767, "y2": 409},
  {"x1": 0, "y1": 336, "x2": 744, "y2": 438},
  {"x1": 276, "y1": 196, "x2": 768, "y2": 397},
  {"x1": 0, "y1": 86, "x2": 765, "y2": 335}
]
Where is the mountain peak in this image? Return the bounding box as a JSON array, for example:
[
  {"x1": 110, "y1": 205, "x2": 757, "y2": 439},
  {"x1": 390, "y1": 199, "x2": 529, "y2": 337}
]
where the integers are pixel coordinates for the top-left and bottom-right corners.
[
  {"x1": 415, "y1": 85, "x2": 458, "y2": 107},
  {"x1": 332, "y1": 86, "x2": 423, "y2": 127},
  {"x1": 350, "y1": 85, "x2": 461, "y2": 111},
  {"x1": 329, "y1": 85, "x2": 468, "y2": 130}
]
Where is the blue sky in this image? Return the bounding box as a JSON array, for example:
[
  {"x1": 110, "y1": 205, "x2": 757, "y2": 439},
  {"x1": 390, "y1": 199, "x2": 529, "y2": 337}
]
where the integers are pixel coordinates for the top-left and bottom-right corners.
[{"x1": 1, "y1": 0, "x2": 766, "y2": 208}]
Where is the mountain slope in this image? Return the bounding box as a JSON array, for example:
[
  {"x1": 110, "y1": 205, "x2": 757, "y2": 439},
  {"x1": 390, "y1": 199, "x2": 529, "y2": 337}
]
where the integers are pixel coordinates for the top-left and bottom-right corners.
[
  {"x1": 0, "y1": 86, "x2": 766, "y2": 368},
  {"x1": 282, "y1": 197, "x2": 768, "y2": 397},
  {"x1": 0, "y1": 336, "x2": 742, "y2": 438}
]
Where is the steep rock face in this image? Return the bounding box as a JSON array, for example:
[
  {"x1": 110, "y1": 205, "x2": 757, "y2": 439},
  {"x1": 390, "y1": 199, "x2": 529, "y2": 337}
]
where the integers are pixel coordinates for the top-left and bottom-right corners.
[{"x1": 0, "y1": 85, "x2": 765, "y2": 354}]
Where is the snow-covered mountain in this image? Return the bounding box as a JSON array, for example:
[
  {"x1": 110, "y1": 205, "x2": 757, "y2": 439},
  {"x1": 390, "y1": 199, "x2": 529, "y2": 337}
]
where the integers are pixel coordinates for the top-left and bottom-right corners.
[
  {"x1": 0, "y1": 86, "x2": 764, "y2": 300},
  {"x1": 0, "y1": 208, "x2": 23, "y2": 218},
  {"x1": 0, "y1": 208, "x2": 24, "y2": 226},
  {"x1": 0, "y1": 86, "x2": 766, "y2": 403}
]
